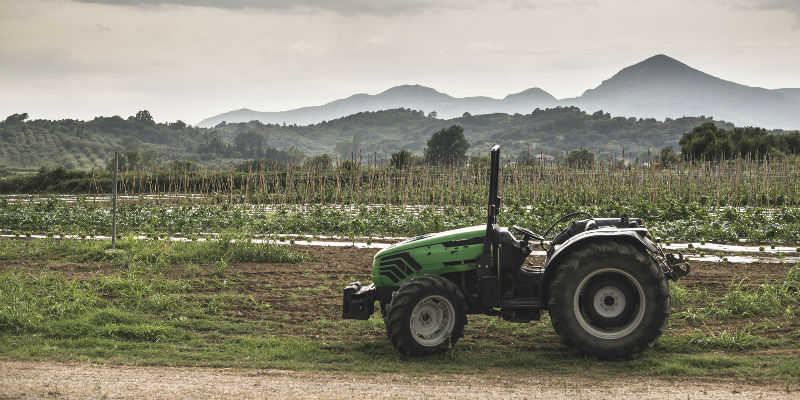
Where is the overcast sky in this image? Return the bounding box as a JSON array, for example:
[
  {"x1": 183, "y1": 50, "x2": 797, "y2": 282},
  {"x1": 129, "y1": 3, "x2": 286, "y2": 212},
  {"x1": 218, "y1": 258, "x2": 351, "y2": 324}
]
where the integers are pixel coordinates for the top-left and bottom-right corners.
[{"x1": 1, "y1": 0, "x2": 799, "y2": 124}]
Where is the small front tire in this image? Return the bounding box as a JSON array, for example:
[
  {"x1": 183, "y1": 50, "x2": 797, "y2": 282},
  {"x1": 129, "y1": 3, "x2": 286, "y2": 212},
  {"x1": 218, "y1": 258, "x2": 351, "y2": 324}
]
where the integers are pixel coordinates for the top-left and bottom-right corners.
[{"x1": 386, "y1": 275, "x2": 467, "y2": 355}]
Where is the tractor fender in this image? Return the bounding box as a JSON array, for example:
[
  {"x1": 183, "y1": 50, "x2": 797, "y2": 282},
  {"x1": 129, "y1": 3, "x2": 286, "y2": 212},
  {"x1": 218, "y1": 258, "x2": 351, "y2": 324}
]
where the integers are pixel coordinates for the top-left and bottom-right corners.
[{"x1": 540, "y1": 228, "x2": 659, "y2": 308}]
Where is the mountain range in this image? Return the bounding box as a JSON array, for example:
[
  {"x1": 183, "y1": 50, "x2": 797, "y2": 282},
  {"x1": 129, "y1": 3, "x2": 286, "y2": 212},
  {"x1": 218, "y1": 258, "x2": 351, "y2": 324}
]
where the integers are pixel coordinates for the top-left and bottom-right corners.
[{"x1": 197, "y1": 55, "x2": 800, "y2": 130}]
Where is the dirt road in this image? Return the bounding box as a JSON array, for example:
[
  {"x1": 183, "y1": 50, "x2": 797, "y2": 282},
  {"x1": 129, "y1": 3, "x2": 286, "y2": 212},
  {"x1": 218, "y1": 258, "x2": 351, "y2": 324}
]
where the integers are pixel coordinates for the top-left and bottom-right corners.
[{"x1": 1, "y1": 360, "x2": 794, "y2": 400}]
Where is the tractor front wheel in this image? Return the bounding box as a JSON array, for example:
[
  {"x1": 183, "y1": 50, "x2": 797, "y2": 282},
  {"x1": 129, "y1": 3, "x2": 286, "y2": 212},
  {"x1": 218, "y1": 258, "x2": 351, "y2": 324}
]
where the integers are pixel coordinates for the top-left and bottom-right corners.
[
  {"x1": 386, "y1": 275, "x2": 467, "y2": 355},
  {"x1": 548, "y1": 240, "x2": 670, "y2": 359}
]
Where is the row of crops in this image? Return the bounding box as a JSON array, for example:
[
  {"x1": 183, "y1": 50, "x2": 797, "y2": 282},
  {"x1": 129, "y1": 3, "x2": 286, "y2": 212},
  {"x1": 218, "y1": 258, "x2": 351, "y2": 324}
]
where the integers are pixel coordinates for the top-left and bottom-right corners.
[
  {"x1": 2, "y1": 198, "x2": 800, "y2": 243},
  {"x1": 5, "y1": 156, "x2": 796, "y2": 208}
]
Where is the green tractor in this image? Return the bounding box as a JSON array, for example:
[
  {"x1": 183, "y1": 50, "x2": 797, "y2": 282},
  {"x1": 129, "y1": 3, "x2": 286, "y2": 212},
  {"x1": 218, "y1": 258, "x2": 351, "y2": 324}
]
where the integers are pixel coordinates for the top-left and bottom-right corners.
[{"x1": 343, "y1": 145, "x2": 689, "y2": 358}]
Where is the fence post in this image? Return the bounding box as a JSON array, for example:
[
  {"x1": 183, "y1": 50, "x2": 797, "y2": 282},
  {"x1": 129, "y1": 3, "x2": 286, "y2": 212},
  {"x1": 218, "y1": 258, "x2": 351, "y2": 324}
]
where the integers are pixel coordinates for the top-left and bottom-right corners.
[{"x1": 112, "y1": 152, "x2": 118, "y2": 249}]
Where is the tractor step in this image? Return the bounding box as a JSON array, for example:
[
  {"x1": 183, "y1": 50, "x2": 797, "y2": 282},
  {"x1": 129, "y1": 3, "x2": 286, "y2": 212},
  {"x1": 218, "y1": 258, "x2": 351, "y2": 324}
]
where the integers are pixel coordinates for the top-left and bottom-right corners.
[{"x1": 498, "y1": 297, "x2": 541, "y2": 309}]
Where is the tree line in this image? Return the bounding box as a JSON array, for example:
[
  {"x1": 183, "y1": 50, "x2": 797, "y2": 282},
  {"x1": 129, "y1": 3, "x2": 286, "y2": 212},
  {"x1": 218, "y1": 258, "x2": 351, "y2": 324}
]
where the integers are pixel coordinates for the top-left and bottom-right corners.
[{"x1": 1, "y1": 108, "x2": 798, "y2": 173}]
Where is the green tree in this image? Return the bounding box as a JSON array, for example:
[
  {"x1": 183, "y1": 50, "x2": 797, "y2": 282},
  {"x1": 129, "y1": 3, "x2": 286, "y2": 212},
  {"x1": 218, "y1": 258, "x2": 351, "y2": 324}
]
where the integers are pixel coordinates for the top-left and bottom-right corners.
[
  {"x1": 134, "y1": 110, "x2": 154, "y2": 123},
  {"x1": 141, "y1": 149, "x2": 159, "y2": 166},
  {"x1": 657, "y1": 147, "x2": 679, "y2": 167},
  {"x1": 679, "y1": 122, "x2": 733, "y2": 160},
  {"x1": 4, "y1": 113, "x2": 28, "y2": 125},
  {"x1": 390, "y1": 149, "x2": 413, "y2": 169},
  {"x1": 169, "y1": 120, "x2": 187, "y2": 130},
  {"x1": 285, "y1": 146, "x2": 307, "y2": 164},
  {"x1": 566, "y1": 148, "x2": 595, "y2": 168},
  {"x1": 306, "y1": 153, "x2": 332, "y2": 170},
  {"x1": 234, "y1": 131, "x2": 266, "y2": 157},
  {"x1": 424, "y1": 125, "x2": 470, "y2": 165},
  {"x1": 123, "y1": 150, "x2": 141, "y2": 170}
]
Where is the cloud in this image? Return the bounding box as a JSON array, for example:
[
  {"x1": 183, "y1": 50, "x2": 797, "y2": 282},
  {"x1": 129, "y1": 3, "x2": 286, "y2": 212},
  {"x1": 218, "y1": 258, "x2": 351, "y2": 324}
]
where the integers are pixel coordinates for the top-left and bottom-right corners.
[
  {"x1": 67, "y1": 0, "x2": 571, "y2": 15},
  {"x1": 70, "y1": 0, "x2": 466, "y2": 15},
  {"x1": 734, "y1": 0, "x2": 800, "y2": 17}
]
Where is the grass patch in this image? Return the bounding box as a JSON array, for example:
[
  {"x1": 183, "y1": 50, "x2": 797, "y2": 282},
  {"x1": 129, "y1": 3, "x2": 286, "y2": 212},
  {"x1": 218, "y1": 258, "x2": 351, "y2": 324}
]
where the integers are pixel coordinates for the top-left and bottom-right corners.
[
  {"x1": 1, "y1": 261, "x2": 798, "y2": 381},
  {"x1": 674, "y1": 264, "x2": 800, "y2": 321},
  {"x1": 687, "y1": 327, "x2": 776, "y2": 350},
  {"x1": 0, "y1": 235, "x2": 306, "y2": 266}
]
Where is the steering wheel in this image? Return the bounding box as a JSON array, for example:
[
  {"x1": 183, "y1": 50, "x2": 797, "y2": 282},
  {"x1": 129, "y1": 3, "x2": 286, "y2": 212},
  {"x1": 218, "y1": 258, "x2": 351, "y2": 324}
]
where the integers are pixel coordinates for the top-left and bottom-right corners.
[{"x1": 511, "y1": 225, "x2": 543, "y2": 242}]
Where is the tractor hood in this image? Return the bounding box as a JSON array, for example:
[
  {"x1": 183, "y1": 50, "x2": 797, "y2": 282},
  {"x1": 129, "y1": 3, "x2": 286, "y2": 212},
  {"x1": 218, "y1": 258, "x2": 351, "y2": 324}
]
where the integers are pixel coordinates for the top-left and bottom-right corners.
[
  {"x1": 372, "y1": 226, "x2": 485, "y2": 287},
  {"x1": 381, "y1": 225, "x2": 486, "y2": 254}
]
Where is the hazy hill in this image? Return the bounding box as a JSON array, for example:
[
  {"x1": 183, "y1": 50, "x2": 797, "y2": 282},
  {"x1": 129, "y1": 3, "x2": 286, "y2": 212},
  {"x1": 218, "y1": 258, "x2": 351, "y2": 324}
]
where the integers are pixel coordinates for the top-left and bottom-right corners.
[
  {"x1": 198, "y1": 55, "x2": 800, "y2": 130},
  {"x1": 776, "y1": 88, "x2": 800, "y2": 107},
  {"x1": 568, "y1": 54, "x2": 800, "y2": 129},
  {"x1": 1, "y1": 107, "x2": 737, "y2": 170},
  {"x1": 196, "y1": 85, "x2": 558, "y2": 127},
  {"x1": 212, "y1": 107, "x2": 731, "y2": 160}
]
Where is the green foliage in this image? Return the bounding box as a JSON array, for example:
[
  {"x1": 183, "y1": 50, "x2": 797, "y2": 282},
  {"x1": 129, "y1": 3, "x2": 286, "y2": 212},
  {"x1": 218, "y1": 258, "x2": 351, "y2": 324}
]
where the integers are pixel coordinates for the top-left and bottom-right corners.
[
  {"x1": 680, "y1": 122, "x2": 800, "y2": 160},
  {"x1": 105, "y1": 150, "x2": 150, "y2": 171},
  {"x1": 339, "y1": 159, "x2": 358, "y2": 171},
  {"x1": 675, "y1": 264, "x2": 800, "y2": 320},
  {"x1": 134, "y1": 110, "x2": 154, "y2": 123},
  {"x1": 168, "y1": 160, "x2": 201, "y2": 172},
  {"x1": 236, "y1": 158, "x2": 284, "y2": 172},
  {"x1": 390, "y1": 149, "x2": 413, "y2": 169},
  {"x1": 565, "y1": 148, "x2": 595, "y2": 168},
  {"x1": 6, "y1": 107, "x2": 793, "y2": 171},
  {"x1": 305, "y1": 154, "x2": 332, "y2": 170},
  {"x1": 424, "y1": 125, "x2": 470, "y2": 165},
  {"x1": 0, "y1": 236, "x2": 306, "y2": 266},
  {"x1": 5, "y1": 198, "x2": 800, "y2": 243},
  {"x1": 657, "y1": 147, "x2": 679, "y2": 166},
  {"x1": 3, "y1": 113, "x2": 28, "y2": 125},
  {"x1": 234, "y1": 130, "x2": 267, "y2": 158},
  {"x1": 688, "y1": 328, "x2": 771, "y2": 350}
]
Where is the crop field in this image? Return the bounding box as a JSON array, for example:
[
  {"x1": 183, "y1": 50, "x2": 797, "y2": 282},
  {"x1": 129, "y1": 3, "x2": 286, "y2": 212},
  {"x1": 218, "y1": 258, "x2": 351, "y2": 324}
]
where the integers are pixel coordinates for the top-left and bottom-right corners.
[
  {"x1": 0, "y1": 238, "x2": 798, "y2": 394},
  {"x1": 1, "y1": 160, "x2": 799, "y2": 397}
]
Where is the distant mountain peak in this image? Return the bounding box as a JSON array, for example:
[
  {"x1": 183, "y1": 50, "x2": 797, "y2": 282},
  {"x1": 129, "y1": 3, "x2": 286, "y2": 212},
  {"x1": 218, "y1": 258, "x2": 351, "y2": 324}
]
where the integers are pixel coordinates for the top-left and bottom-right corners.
[
  {"x1": 611, "y1": 54, "x2": 702, "y2": 79},
  {"x1": 504, "y1": 87, "x2": 556, "y2": 101},
  {"x1": 379, "y1": 84, "x2": 449, "y2": 98},
  {"x1": 643, "y1": 54, "x2": 680, "y2": 64},
  {"x1": 196, "y1": 54, "x2": 800, "y2": 129}
]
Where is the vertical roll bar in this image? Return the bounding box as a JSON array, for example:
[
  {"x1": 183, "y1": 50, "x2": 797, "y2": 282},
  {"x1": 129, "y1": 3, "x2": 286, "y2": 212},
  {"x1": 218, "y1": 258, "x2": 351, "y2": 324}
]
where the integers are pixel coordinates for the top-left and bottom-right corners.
[{"x1": 483, "y1": 145, "x2": 501, "y2": 254}]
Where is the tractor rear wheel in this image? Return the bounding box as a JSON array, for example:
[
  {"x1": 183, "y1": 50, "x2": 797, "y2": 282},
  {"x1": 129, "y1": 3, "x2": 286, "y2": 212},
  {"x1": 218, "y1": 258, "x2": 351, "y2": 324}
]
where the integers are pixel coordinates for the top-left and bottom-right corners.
[
  {"x1": 548, "y1": 240, "x2": 670, "y2": 359},
  {"x1": 386, "y1": 275, "x2": 467, "y2": 355}
]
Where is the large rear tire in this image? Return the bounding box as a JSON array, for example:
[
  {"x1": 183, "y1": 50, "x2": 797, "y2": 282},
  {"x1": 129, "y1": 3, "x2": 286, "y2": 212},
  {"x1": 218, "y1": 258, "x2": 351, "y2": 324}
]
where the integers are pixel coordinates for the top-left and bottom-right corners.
[
  {"x1": 548, "y1": 240, "x2": 670, "y2": 359},
  {"x1": 386, "y1": 275, "x2": 467, "y2": 355}
]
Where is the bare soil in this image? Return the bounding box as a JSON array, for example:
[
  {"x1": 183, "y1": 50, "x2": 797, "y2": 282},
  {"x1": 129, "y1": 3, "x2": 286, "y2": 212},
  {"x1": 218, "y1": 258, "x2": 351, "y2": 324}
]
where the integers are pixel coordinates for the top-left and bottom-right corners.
[{"x1": 1, "y1": 359, "x2": 796, "y2": 400}]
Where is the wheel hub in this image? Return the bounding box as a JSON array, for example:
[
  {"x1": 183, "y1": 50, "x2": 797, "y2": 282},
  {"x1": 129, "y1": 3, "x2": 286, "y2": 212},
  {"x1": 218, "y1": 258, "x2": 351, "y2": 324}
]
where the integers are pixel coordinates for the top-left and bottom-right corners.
[
  {"x1": 409, "y1": 296, "x2": 455, "y2": 346},
  {"x1": 593, "y1": 286, "x2": 626, "y2": 318},
  {"x1": 573, "y1": 268, "x2": 645, "y2": 340}
]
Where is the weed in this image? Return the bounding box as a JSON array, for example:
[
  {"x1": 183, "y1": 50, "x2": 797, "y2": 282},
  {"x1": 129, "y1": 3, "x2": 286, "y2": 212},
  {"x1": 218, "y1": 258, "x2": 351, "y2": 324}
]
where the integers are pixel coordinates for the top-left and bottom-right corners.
[
  {"x1": 689, "y1": 327, "x2": 770, "y2": 350},
  {"x1": 183, "y1": 263, "x2": 200, "y2": 278},
  {"x1": 214, "y1": 258, "x2": 227, "y2": 277}
]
